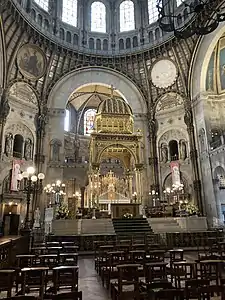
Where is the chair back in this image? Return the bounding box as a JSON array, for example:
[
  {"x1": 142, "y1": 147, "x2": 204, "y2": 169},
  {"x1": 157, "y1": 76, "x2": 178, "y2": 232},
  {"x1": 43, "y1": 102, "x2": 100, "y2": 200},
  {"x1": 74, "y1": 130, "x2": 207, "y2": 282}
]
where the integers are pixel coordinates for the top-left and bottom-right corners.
[{"x1": 50, "y1": 291, "x2": 82, "y2": 300}]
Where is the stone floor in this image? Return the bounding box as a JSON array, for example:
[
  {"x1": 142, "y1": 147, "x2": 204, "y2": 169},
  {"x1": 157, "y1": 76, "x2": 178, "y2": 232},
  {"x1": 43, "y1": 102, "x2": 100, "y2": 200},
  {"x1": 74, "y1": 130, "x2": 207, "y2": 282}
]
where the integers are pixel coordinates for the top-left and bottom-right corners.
[
  {"x1": 78, "y1": 256, "x2": 111, "y2": 300},
  {"x1": 0, "y1": 252, "x2": 217, "y2": 299}
]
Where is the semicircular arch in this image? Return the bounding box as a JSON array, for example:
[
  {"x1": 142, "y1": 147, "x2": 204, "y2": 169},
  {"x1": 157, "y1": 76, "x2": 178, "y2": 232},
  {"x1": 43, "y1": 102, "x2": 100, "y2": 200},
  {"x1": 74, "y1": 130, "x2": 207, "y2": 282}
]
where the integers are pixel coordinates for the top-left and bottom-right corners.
[
  {"x1": 47, "y1": 67, "x2": 147, "y2": 114},
  {"x1": 190, "y1": 20, "x2": 225, "y2": 98},
  {"x1": 96, "y1": 143, "x2": 137, "y2": 165}
]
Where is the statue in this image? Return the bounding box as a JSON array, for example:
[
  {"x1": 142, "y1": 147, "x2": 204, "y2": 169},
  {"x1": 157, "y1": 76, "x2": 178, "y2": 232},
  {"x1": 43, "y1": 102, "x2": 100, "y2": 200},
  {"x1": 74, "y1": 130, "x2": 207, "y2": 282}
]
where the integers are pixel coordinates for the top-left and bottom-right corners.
[
  {"x1": 24, "y1": 138, "x2": 32, "y2": 160},
  {"x1": 52, "y1": 142, "x2": 60, "y2": 161},
  {"x1": 74, "y1": 134, "x2": 80, "y2": 162},
  {"x1": 5, "y1": 133, "x2": 13, "y2": 157},
  {"x1": 180, "y1": 141, "x2": 187, "y2": 160},
  {"x1": 33, "y1": 207, "x2": 41, "y2": 228},
  {"x1": 161, "y1": 146, "x2": 168, "y2": 163}
]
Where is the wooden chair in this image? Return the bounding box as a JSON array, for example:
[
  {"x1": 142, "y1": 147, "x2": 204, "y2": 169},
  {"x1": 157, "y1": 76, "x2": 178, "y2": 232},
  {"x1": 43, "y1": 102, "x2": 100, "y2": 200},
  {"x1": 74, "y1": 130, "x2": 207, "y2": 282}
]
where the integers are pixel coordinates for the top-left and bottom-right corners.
[
  {"x1": 52, "y1": 266, "x2": 79, "y2": 294},
  {"x1": 3, "y1": 297, "x2": 37, "y2": 300},
  {"x1": 0, "y1": 269, "x2": 15, "y2": 298},
  {"x1": 39, "y1": 254, "x2": 59, "y2": 268},
  {"x1": 130, "y1": 250, "x2": 146, "y2": 265},
  {"x1": 185, "y1": 279, "x2": 210, "y2": 299},
  {"x1": 20, "y1": 266, "x2": 49, "y2": 299},
  {"x1": 101, "y1": 251, "x2": 126, "y2": 289},
  {"x1": 198, "y1": 260, "x2": 223, "y2": 285},
  {"x1": 110, "y1": 264, "x2": 140, "y2": 300},
  {"x1": 50, "y1": 291, "x2": 82, "y2": 300},
  {"x1": 63, "y1": 246, "x2": 79, "y2": 253},
  {"x1": 146, "y1": 250, "x2": 165, "y2": 262},
  {"x1": 144, "y1": 262, "x2": 167, "y2": 284},
  {"x1": 59, "y1": 253, "x2": 78, "y2": 266},
  {"x1": 172, "y1": 261, "x2": 196, "y2": 288},
  {"x1": 154, "y1": 289, "x2": 184, "y2": 300}
]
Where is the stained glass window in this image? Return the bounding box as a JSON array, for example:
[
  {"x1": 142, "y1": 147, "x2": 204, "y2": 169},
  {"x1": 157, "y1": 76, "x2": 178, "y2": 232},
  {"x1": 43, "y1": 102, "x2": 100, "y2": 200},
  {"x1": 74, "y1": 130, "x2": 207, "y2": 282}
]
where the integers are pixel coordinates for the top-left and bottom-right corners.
[
  {"x1": 62, "y1": 0, "x2": 77, "y2": 27},
  {"x1": 91, "y1": 2, "x2": 106, "y2": 33},
  {"x1": 176, "y1": 0, "x2": 182, "y2": 6},
  {"x1": 34, "y1": 0, "x2": 49, "y2": 11},
  {"x1": 120, "y1": 1, "x2": 135, "y2": 32},
  {"x1": 84, "y1": 109, "x2": 96, "y2": 135},
  {"x1": 148, "y1": 0, "x2": 158, "y2": 24},
  {"x1": 64, "y1": 109, "x2": 70, "y2": 132}
]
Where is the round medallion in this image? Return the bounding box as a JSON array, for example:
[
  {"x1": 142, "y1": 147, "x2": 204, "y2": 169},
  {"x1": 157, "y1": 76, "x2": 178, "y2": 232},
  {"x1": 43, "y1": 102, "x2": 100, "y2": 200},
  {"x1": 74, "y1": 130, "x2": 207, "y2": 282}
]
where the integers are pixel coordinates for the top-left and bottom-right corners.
[
  {"x1": 151, "y1": 59, "x2": 178, "y2": 89},
  {"x1": 17, "y1": 44, "x2": 47, "y2": 80}
]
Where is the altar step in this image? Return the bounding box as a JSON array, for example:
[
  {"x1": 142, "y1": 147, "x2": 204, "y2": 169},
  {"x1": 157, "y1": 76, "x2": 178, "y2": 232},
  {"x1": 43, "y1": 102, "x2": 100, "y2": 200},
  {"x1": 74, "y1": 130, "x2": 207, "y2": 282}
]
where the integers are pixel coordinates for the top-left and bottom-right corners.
[
  {"x1": 147, "y1": 217, "x2": 184, "y2": 233},
  {"x1": 81, "y1": 219, "x2": 115, "y2": 235},
  {"x1": 112, "y1": 218, "x2": 153, "y2": 235}
]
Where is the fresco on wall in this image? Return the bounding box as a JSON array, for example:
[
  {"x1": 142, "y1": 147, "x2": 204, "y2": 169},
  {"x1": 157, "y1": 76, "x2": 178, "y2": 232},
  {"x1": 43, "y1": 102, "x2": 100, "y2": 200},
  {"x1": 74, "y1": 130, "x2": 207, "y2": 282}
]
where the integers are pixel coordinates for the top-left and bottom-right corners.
[
  {"x1": 206, "y1": 50, "x2": 215, "y2": 91},
  {"x1": 17, "y1": 44, "x2": 47, "y2": 80},
  {"x1": 219, "y1": 36, "x2": 225, "y2": 91}
]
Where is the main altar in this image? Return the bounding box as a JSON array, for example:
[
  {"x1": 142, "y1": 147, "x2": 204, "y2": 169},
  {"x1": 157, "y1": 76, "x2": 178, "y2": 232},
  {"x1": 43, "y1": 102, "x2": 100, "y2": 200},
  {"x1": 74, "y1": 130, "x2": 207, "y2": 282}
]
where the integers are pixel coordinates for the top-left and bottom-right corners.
[{"x1": 86, "y1": 88, "x2": 144, "y2": 214}]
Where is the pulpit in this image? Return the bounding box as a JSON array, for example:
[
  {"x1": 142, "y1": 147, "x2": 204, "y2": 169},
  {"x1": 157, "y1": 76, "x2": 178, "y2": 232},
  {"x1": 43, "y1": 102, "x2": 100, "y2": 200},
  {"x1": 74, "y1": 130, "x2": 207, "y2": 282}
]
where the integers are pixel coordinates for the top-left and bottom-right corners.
[{"x1": 111, "y1": 203, "x2": 140, "y2": 218}]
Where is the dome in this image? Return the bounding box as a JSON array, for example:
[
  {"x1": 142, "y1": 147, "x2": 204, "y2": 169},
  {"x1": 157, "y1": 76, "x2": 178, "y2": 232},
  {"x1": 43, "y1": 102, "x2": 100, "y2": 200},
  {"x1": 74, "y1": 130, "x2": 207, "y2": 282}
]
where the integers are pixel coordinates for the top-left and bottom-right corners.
[
  {"x1": 97, "y1": 97, "x2": 132, "y2": 115},
  {"x1": 94, "y1": 96, "x2": 134, "y2": 134}
]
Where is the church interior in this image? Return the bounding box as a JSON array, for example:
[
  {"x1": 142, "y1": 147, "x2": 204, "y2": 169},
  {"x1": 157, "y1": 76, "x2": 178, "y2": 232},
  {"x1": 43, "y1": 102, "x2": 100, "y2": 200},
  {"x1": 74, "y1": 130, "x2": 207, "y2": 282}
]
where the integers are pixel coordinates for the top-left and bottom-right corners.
[{"x1": 1, "y1": 0, "x2": 225, "y2": 299}]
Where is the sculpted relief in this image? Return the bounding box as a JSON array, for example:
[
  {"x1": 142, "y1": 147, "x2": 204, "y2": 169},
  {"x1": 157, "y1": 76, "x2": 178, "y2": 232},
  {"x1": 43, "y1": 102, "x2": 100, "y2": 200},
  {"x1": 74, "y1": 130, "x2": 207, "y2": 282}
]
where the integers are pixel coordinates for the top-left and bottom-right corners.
[{"x1": 64, "y1": 134, "x2": 89, "y2": 163}]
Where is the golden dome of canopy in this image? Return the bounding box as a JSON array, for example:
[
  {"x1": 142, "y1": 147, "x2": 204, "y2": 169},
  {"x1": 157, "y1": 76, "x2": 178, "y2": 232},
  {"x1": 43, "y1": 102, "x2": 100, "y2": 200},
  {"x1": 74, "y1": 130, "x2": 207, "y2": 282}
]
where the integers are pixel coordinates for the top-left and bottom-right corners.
[
  {"x1": 97, "y1": 97, "x2": 132, "y2": 115},
  {"x1": 94, "y1": 96, "x2": 134, "y2": 134}
]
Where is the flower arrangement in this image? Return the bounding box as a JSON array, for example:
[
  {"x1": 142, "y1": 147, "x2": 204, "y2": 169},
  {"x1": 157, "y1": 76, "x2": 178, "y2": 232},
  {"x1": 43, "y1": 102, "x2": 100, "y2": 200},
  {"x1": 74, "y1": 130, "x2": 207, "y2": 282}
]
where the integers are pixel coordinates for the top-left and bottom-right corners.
[
  {"x1": 123, "y1": 213, "x2": 133, "y2": 219},
  {"x1": 55, "y1": 203, "x2": 70, "y2": 219},
  {"x1": 184, "y1": 203, "x2": 199, "y2": 216}
]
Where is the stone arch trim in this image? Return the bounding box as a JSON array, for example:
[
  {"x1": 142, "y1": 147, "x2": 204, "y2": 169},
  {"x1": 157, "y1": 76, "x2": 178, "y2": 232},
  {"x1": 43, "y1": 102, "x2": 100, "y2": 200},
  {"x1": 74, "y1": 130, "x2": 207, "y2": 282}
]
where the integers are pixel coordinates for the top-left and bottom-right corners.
[
  {"x1": 47, "y1": 67, "x2": 147, "y2": 114},
  {"x1": 190, "y1": 20, "x2": 225, "y2": 99}
]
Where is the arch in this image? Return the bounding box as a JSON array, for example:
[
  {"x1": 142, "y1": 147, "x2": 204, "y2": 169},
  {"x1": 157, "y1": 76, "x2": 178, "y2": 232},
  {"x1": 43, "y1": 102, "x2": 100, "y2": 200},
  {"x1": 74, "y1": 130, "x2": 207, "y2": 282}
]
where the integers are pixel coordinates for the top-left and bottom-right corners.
[
  {"x1": 119, "y1": 39, "x2": 124, "y2": 50},
  {"x1": 91, "y1": 1, "x2": 106, "y2": 33},
  {"x1": 48, "y1": 67, "x2": 147, "y2": 114},
  {"x1": 148, "y1": 0, "x2": 158, "y2": 24},
  {"x1": 62, "y1": 0, "x2": 77, "y2": 27},
  {"x1": 66, "y1": 31, "x2": 72, "y2": 43},
  {"x1": 96, "y1": 38, "x2": 101, "y2": 50},
  {"x1": 0, "y1": 17, "x2": 7, "y2": 89},
  {"x1": 34, "y1": 0, "x2": 49, "y2": 11},
  {"x1": 103, "y1": 39, "x2": 108, "y2": 50},
  {"x1": 37, "y1": 14, "x2": 43, "y2": 26},
  {"x1": 190, "y1": 21, "x2": 225, "y2": 98},
  {"x1": 89, "y1": 38, "x2": 94, "y2": 49},
  {"x1": 169, "y1": 140, "x2": 179, "y2": 160},
  {"x1": 96, "y1": 143, "x2": 137, "y2": 164},
  {"x1": 13, "y1": 134, "x2": 24, "y2": 158},
  {"x1": 120, "y1": 0, "x2": 135, "y2": 32}
]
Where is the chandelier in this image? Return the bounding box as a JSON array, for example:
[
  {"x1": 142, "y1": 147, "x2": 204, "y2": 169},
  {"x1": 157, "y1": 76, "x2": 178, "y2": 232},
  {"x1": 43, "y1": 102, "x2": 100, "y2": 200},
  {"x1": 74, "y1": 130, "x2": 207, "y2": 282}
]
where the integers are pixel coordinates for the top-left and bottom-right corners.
[{"x1": 157, "y1": 0, "x2": 225, "y2": 39}]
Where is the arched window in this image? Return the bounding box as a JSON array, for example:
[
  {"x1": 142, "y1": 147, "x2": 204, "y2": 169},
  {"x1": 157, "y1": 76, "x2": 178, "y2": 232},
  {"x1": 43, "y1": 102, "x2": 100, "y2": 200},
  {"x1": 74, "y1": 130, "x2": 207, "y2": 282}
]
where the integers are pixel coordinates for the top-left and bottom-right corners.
[
  {"x1": 148, "y1": 0, "x2": 158, "y2": 24},
  {"x1": 84, "y1": 109, "x2": 96, "y2": 135},
  {"x1": 177, "y1": 0, "x2": 182, "y2": 6},
  {"x1": 91, "y1": 2, "x2": 106, "y2": 33},
  {"x1": 120, "y1": 1, "x2": 135, "y2": 32},
  {"x1": 169, "y1": 140, "x2": 179, "y2": 161},
  {"x1": 64, "y1": 109, "x2": 70, "y2": 132},
  {"x1": 13, "y1": 135, "x2": 24, "y2": 158},
  {"x1": 34, "y1": 0, "x2": 49, "y2": 11},
  {"x1": 62, "y1": 0, "x2": 77, "y2": 27}
]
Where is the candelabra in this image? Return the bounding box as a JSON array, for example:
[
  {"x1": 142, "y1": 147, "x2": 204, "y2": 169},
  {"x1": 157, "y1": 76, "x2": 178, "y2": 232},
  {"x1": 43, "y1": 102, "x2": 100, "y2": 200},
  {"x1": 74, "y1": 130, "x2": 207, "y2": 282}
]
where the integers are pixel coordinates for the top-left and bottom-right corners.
[
  {"x1": 44, "y1": 180, "x2": 66, "y2": 206},
  {"x1": 163, "y1": 187, "x2": 173, "y2": 205},
  {"x1": 18, "y1": 166, "x2": 45, "y2": 229},
  {"x1": 172, "y1": 183, "x2": 184, "y2": 204},
  {"x1": 149, "y1": 190, "x2": 159, "y2": 207}
]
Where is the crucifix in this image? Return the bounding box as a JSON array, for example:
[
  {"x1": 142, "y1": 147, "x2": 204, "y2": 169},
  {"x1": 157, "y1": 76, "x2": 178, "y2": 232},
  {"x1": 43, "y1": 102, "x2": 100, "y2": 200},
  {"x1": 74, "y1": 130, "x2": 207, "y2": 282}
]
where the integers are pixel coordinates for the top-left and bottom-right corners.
[{"x1": 110, "y1": 85, "x2": 116, "y2": 98}]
